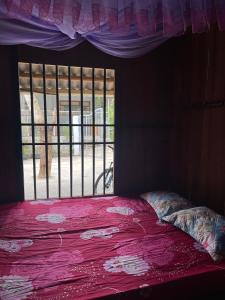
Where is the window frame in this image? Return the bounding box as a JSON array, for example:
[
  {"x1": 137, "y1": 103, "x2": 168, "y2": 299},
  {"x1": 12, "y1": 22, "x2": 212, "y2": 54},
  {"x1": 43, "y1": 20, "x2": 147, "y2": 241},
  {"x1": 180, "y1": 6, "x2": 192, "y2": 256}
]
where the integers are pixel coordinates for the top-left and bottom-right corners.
[{"x1": 19, "y1": 62, "x2": 116, "y2": 200}]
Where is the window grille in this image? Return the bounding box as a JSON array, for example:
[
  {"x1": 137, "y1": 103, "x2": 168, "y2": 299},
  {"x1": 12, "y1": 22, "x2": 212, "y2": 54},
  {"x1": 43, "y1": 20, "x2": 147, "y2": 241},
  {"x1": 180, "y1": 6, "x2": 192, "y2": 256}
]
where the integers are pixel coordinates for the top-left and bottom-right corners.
[{"x1": 19, "y1": 63, "x2": 115, "y2": 200}]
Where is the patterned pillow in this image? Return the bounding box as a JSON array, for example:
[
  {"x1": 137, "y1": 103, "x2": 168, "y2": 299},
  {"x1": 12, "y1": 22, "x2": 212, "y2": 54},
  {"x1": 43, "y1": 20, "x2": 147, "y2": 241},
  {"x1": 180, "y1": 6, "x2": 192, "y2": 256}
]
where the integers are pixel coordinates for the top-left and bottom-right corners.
[
  {"x1": 140, "y1": 191, "x2": 192, "y2": 219},
  {"x1": 163, "y1": 206, "x2": 225, "y2": 261}
]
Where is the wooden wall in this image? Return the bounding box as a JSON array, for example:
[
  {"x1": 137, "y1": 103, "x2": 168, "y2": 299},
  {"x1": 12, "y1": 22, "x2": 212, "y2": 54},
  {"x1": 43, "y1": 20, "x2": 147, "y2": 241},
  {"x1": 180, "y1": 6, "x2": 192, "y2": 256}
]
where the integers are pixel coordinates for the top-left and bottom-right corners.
[
  {"x1": 2, "y1": 27, "x2": 225, "y2": 212},
  {"x1": 116, "y1": 46, "x2": 172, "y2": 195},
  {"x1": 2, "y1": 30, "x2": 225, "y2": 212},
  {"x1": 168, "y1": 28, "x2": 225, "y2": 214},
  {"x1": 0, "y1": 41, "x2": 172, "y2": 204},
  {"x1": 0, "y1": 46, "x2": 24, "y2": 204}
]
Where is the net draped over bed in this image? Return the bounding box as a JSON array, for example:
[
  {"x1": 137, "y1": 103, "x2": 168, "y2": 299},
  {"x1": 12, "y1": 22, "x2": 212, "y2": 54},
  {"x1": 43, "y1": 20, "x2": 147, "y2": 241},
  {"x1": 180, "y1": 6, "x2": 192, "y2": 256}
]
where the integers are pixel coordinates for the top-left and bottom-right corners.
[{"x1": 0, "y1": 0, "x2": 225, "y2": 57}]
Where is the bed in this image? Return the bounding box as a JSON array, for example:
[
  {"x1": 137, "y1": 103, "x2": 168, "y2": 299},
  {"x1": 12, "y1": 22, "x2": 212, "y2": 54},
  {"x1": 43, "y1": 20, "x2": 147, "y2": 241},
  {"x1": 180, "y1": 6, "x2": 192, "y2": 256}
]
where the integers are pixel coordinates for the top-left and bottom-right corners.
[{"x1": 0, "y1": 196, "x2": 225, "y2": 300}]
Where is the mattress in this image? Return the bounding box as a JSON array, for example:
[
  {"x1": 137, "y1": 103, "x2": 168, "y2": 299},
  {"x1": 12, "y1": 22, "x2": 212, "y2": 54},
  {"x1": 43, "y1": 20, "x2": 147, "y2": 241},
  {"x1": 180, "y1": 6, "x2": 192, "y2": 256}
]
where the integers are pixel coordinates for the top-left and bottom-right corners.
[{"x1": 0, "y1": 196, "x2": 225, "y2": 300}]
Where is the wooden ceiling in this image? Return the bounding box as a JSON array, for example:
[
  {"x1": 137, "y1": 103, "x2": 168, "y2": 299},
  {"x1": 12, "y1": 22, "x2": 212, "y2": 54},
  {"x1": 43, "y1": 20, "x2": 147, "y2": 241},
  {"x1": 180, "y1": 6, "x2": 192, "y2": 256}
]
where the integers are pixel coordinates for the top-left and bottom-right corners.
[{"x1": 18, "y1": 63, "x2": 115, "y2": 95}]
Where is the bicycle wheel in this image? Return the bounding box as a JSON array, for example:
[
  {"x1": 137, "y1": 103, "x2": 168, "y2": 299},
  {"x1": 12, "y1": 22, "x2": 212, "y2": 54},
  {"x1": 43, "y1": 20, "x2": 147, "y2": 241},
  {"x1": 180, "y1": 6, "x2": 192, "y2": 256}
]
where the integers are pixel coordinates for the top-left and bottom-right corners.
[{"x1": 94, "y1": 168, "x2": 113, "y2": 195}]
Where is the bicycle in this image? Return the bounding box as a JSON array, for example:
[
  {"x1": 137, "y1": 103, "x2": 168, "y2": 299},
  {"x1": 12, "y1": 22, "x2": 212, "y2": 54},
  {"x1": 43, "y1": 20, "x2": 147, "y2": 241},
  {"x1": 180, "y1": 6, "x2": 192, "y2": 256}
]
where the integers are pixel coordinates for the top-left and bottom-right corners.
[{"x1": 94, "y1": 145, "x2": 114, "y2": 194}]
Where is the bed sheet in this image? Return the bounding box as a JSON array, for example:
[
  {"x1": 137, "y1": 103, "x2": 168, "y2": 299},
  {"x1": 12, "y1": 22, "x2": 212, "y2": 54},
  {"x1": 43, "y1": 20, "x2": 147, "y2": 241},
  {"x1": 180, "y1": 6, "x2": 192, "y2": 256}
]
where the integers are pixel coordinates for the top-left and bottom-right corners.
[{"x1": 0, "y1": 196, "x2": 225, "y2": 300}]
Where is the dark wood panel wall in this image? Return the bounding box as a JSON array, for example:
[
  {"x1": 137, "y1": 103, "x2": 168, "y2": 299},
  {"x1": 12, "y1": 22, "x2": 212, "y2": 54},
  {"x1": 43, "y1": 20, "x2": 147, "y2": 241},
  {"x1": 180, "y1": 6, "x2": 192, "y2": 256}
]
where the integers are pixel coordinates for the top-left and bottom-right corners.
[
  {"x1": 0, "y1": 46, "x2": 24, "y2": 204},
  {"x1": 116, "y1": 46, "x2": 172, "y2": 195},
  {"x1": 168, "y1": 28, "x2": 225, "y2": 214},
  {"x1": 0, "y1": 41, "x2": 172, "y2": 204},
  {"x1": 2, "y1": 30, "x2": 225, "y2": 212}
]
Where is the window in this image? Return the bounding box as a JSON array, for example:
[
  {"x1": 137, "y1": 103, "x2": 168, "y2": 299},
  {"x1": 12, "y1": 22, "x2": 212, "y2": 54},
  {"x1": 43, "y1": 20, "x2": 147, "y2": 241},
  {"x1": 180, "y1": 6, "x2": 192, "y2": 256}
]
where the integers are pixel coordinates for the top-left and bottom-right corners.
[
  {"x1": 60, "y1": 100, "x2": 90, "y2": 112},
  {"x1": 19, "y1": 63, "x2": 115, "y2": 200}
]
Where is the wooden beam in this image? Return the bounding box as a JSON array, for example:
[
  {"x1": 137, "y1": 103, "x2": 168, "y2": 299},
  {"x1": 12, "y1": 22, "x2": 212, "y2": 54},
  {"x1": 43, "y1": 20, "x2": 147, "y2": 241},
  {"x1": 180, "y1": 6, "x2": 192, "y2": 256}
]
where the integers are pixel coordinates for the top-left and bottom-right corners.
[
  {"x1": 20, "y1": 88, "x2": 114, "y2": 96},
  {"x1": 19, "y1": 73, "x2": 115, "y2": 83}
]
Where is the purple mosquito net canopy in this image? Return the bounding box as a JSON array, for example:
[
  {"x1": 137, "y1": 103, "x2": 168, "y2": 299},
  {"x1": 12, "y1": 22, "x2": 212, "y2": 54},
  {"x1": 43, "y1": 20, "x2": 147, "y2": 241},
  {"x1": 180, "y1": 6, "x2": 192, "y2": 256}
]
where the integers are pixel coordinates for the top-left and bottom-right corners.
[{"x1": 0, "y1": 0, "x2": 225, "y2": 58}]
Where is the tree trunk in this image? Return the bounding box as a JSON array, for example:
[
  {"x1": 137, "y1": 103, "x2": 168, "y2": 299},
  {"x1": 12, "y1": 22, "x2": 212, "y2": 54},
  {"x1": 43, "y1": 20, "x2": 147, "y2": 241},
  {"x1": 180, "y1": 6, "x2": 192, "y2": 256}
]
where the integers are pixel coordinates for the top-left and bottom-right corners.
[
  {"x1": 38, "y1": 126, "x2": 46, "y2": 179},
  {"x1": 24, "y1": 93, "x2": 56, "y2": 179},
  {"x1": 38, "y1": 109, "x2": 56, "y2": 179}
]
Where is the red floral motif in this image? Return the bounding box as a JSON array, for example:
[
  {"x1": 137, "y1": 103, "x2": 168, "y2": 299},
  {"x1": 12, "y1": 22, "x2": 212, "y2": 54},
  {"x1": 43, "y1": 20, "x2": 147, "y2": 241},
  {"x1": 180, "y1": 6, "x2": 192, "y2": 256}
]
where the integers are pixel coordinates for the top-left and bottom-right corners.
[
  {"x1": 10, "y1": 250, "x2": 84, "y2": 286},
  {"x1": 0, "y1": 208, "x2": 24, "y2": 224},
  {"x1": 112, "y1": 198, "x2": 146, "y2": 211},
  {"x1": 115, "y1": 235, "x2": 174, "y2": 266},
  {"x1": 50, "y1": 204, "x2": 93, "y2": 218}
]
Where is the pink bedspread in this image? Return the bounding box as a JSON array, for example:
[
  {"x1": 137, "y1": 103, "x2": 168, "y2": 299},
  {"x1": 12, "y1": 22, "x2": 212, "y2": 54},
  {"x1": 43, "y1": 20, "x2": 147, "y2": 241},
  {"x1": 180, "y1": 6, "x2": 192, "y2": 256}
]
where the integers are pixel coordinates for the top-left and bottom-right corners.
[{"x1": 0, "y1": 196, "x2": 225, "y2": 300}]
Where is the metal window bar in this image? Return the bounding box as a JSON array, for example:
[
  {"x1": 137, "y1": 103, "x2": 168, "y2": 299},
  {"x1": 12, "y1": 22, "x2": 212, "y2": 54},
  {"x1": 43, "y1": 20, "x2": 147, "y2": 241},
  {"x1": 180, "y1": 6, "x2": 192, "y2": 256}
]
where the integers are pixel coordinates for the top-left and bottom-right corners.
[
  {"x1": 20, "y1": 63, "x2": 115, "y2": 200},
  {"x1": 29, "y1": 63, "x2": 37, "y2": 199},
  {"x1": 21, "y1": 123, "x2": 114, "y2": 127},
  {"x1": 42, "y1": 64, "x2": 49, "y2": 199},
  {"x1": 103, "y1": 69, "x2": 106, "y2": 195},
  {"x1": 55, "y1": 65, "x2": 61, "y2": 198},
  {"x1": 80, "y1": 67, "x2": 84, "y2": 196},
  {"x1": 22, "y1": 142, "x2": 114, "y2": 146},
  {"x1": 68, "y1": 66, "x2": 73, "y2": 197},
  {"x1": 92, "y1": 68, "x2": 95, "y2": 195}
]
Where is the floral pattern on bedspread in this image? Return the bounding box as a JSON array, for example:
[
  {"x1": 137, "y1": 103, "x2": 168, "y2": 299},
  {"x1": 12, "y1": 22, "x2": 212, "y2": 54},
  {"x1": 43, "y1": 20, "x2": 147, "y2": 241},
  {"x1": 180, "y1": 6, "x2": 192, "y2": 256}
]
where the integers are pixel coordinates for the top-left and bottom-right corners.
[
  {"x1": 9, "y1": 250, "x2": 84, "y2": 284},
  {"x1": 0, "y1": 239, "x2": 33, "y2": 253},
  {"x1": 104, "y1": 255, "x2": 150, "y2": 276},
  {"x1": 115, "y1": 235, "x2": 175, "y2": 266},
  {"x1": 0, "y1": 208, "x2": 25, "y2": 225},
  {"x1": 80, "y1": 227, "x2": 120, "y2": 240},
  {"x1": 0, "y1": 196, "x2": 225, "y2": 300},
  {"x1": 0, "y1": 275, "x2": 33, "y2": 300},
  {"x1": 49, "y1": 204, "x2": 94, "y2": 218},
  {"x1": 36, "y1": 213, "x2": 66, "y2": 224},
  {"x1": 106, "y1": 206, "x2": 134, "y2": 215}
]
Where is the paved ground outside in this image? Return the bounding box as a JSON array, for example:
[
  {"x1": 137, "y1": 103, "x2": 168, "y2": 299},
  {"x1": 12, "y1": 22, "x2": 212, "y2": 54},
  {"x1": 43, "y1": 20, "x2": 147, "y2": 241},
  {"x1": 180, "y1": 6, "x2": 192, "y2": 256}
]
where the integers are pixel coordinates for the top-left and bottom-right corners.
[{"x1": 23, "y1": 146, "x2": 113, "y2": 200}]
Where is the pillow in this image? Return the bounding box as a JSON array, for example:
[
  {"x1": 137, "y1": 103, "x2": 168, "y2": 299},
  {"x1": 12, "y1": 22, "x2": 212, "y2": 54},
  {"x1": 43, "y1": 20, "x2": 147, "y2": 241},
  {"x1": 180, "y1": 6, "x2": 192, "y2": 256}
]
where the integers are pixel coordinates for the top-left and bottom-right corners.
[
  {"x1": 140, "y1": 191, "x2": 192, "y2": 219},
  {"x1": 163, "y1": 206, "x2": 225, "y2": 261}
]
